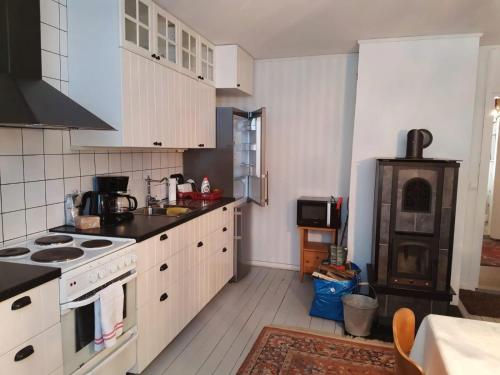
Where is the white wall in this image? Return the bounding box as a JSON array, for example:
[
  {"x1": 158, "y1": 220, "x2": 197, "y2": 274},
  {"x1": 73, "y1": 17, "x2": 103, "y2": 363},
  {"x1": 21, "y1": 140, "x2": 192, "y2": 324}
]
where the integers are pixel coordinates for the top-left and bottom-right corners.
[
  {"x1": 461, "y1": 45, "x2": 500, "y2": 290},
  {"x1": 347, "y1": 35, "x2": 480, "y2": 298},
  {"x1": 217, "y1": 54, "x2": 358, "y2": 269}
]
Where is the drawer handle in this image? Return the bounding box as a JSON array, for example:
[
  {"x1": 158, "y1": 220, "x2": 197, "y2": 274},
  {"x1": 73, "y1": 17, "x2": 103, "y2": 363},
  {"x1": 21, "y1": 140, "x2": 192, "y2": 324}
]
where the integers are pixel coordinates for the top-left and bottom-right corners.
[
  {"x1": 197, "y1": 241, "x2": 203, "y2": 248},
  {"x1": 160, "y1": 233, "x2": 168, "y2": 241},
  {"x1": 160, "y1": 293, "x2": 168, "y2": 302},
  {"x1": 14, "y1": 345, "x2": 34, "y2": 362},
  {"x1": 222, "y1": 247, "x2": 227, "y2": 253},
  {"x1": 222, "y1": 227, "x2": 227, "y2": 232},
  {"x1": 11, "y1": 296, "x2": 31, "y2": 311},
  {"x1": 198, "y1": 143, "x2": 205, "y2": 147},
  {"x1": 222, "y1": 207, "x2": 227, "y2": 211},
  {"x1": 160, "y1": 263, "x2": 168, "y2": 271}
]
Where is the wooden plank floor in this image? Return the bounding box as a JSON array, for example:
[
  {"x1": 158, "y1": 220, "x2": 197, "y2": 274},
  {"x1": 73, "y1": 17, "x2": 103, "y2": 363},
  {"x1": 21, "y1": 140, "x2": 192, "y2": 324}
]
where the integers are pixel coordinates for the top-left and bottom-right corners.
[{"x1": 142, "y1": 266, "x2": 344, "y2": 375}]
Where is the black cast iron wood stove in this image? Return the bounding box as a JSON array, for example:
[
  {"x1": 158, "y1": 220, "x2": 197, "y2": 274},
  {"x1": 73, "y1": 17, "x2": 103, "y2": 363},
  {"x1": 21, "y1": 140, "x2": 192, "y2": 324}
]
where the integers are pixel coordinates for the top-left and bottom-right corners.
[{"x1": 368, "y1": 130, "x2": 459, "y2": 325}]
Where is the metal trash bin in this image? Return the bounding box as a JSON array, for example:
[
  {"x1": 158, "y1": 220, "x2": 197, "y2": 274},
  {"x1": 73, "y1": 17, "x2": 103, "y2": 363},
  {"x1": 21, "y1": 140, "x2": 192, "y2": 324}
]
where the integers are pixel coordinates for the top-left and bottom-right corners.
[{"x1": 341, "y1": 292, "x2": 378, "y2": 337}]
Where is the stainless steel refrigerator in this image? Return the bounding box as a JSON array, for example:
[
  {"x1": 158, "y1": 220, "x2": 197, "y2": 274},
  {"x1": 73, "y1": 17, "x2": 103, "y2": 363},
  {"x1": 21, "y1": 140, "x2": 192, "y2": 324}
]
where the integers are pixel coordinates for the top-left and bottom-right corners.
[{"x1": 183, "y1": 107, "x2": 269, "y2": 281}]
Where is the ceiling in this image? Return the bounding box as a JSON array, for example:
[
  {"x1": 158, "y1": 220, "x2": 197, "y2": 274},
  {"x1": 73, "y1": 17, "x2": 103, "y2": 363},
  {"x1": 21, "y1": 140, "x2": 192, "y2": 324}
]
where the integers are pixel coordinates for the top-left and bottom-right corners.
[{"x1": 158, "y1": 0, "x2": 500, "y2": 59}]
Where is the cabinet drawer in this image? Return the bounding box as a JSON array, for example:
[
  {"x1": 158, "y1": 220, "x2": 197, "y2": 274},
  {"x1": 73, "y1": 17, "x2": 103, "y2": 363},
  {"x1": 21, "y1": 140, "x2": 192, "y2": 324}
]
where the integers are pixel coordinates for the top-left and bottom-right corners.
[
  {"x1": 0, "y1": 323, "x2": 62, "y2": 375},
  {"x1": 303, "y1": 251, "x2": 329, "y2": 273},
  {"x1": 0, "y1": 280, "x2": 59, "y2": 356}
]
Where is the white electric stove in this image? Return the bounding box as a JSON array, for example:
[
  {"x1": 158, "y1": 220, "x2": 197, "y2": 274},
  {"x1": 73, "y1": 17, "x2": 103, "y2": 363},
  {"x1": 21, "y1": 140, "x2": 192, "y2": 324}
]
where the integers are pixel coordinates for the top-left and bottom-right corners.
[
  {"x1": 0, "y1": 233, "x2": 137, "y2": 303},
  {"x1": 0, "y1": 232, "x2": 139, "y2": 374}
]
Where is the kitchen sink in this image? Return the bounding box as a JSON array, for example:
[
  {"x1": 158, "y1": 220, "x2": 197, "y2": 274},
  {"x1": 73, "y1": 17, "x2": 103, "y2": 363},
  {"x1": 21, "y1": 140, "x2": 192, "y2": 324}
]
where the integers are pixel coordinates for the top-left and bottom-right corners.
[{"x1": 134, "y1": 206, "x2": 192, "y2": 217}]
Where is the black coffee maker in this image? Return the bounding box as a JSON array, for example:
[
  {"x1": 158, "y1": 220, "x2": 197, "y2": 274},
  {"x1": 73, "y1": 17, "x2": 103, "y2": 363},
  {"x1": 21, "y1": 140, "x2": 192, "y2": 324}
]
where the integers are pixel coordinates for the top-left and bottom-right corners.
[{"x1": 80, "y1": 176, "x2": 138, "y2": 225}]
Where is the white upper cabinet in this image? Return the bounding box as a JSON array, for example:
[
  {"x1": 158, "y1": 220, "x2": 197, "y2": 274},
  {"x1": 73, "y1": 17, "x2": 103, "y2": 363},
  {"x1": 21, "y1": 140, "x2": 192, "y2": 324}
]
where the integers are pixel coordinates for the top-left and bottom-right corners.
[
  {"x1": 180, "y1": 24, "x2": 198, "y2": 78},
  {"x1": 215, "y1": 45, "x2": 254, "y2": 95},
  {"x1": 67, "y1": 0, "x2": 216, "y2": 149},
  {"x1": 121, "y1": 0, "x2": 154, "y2": 58},
  {"x1": 153, "y1": 6, "x2": 179, "y2": 69},
  {"x1": 199, "y1": 37, "x2": 215, "y2": 86}
]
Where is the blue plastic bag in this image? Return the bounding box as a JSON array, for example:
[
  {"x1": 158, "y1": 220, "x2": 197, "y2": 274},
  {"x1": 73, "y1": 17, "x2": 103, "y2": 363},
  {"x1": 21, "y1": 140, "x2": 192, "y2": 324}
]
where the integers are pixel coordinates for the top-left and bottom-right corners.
[{"x1": 309, "y1": 263, "x2": 360, "y2": 321}]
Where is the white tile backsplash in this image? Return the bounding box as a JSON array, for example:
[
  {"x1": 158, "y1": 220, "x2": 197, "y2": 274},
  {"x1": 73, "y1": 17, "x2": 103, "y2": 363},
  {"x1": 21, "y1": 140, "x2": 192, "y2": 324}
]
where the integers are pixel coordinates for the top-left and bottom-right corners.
[
  {"x1": 63, "y1": 154, "x2": 80, "y2": 177},
  {"x1": 0, "y1": 129, "x2": 22, "y2": 155},
  {"x1": 0, "y1": 128, "x2": 183, "y2": 243},
  {"x1": 25, "y1": 181, "x2": 46, "y2": 208},
  {"x1": 59, "y1": 4, "x2": 67, "y2": 31},
  {"x1": 26, "y1": 206, "x2": 47, "y2": 235},
  {"x1": 23, "y1": 155, "x2": 45, "y2": 182},
  {"x1": 46, "y1": 203, "x2": 64, "y2": 228},
  {"x1": 46, "y1": 178, "x2": 64, "y2": 204},
  {"x1": 0, "y1": 156, "x2": 24, "y2": 184},
  {"x1": 45, "y1": 154, "x2": 64, "y2": 179},
  {"x1": 95, "y1": 154, "x2": 109, "y2": 175},
  {"x1": 121, "y1": 153, "x2": 132, "y2": 172},
  {"x1": 22, "y1": 129, "x2": 44, "y2": 154},
  {"x1": 1, "y1": 184, "x2": 25, "y2": 212},
  {"x1": 64, "y1": 177, "x2": 80, "y2": 195},
  {"x1": 80, "y1": 153, "x2": 95, "y2": 176},
  {"x1": 40, "y1": 0, "x2": 59, "y2": 27},
  {"x1": 2, "y1": 211, "x2": 26, "y2": 241},
  {"x1": 44, "y1": 130, "x2": 63, "y2": 154},
  {"x1": 41, "y1": 23, "x2": 60, "y2": 54},
  {"x1": 42, "y1": 50, "x2": 60, "y2": 79},
  {"x1": 109, "y1": 153, "x2": 121, "y2": 173},
  {"x1": 59, "y1": 30, "x2": 68, "y2": 56}
]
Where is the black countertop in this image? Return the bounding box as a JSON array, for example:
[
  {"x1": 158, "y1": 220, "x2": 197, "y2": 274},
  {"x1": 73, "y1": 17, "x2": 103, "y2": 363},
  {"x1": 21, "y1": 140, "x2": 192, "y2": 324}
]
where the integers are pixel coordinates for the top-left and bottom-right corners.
[
  {"x1": 50, "y1": 198, "x2": 236, "y2": 242},
  {"x1": 0, "y1": 262, "x2": 60, "y2": 303}
]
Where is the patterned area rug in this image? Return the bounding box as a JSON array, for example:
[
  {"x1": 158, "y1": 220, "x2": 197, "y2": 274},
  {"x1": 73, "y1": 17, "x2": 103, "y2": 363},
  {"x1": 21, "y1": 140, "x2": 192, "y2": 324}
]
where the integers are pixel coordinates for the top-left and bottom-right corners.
[
  {"x1": 482, "y1": 237, "x2": 500, "y2": 267},
  {"x1": 237, "y1": 326, "x2": 395, "y2": 374}
]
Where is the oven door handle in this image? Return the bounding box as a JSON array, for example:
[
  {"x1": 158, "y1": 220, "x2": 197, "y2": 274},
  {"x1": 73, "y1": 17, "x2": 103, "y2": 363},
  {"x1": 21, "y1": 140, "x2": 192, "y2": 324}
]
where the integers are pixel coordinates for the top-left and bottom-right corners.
[{"x1": 61, "y1": 272, "x2": 137, "y2": 314}]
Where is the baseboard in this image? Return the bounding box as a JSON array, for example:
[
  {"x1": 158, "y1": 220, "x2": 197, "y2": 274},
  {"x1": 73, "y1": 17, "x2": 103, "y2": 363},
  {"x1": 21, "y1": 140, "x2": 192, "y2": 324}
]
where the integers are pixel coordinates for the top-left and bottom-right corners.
[{"x1": 246, "y1": 260, "x2": 300, "y2": 271}]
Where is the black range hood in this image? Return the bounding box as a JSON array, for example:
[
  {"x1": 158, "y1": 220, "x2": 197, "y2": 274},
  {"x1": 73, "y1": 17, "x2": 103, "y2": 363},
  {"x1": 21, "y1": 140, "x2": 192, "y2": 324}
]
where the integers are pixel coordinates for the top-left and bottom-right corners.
[{"x1": 0, "y1": 0, "x2": 115, "y2": 130}]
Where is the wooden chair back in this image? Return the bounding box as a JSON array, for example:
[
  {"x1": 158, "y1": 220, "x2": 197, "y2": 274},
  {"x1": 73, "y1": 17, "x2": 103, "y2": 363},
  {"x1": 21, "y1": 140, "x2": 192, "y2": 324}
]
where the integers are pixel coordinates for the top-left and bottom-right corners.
[{"x1": 392, "y1": 308, "x2": 424, "y2": 375}]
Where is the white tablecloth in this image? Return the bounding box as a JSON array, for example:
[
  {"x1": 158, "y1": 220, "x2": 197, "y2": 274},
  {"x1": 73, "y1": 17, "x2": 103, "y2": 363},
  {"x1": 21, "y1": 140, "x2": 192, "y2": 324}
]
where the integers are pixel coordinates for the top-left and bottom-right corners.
[{"x1": 410, "y1": 314, "x2": 500, "y2": 375}]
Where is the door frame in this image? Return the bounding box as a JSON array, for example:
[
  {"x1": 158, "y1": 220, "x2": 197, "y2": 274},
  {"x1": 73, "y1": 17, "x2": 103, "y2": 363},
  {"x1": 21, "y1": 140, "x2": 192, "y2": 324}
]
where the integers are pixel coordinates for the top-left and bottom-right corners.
[{"x1": 468, "y1": 90, "x2": 500, "y2": 290}]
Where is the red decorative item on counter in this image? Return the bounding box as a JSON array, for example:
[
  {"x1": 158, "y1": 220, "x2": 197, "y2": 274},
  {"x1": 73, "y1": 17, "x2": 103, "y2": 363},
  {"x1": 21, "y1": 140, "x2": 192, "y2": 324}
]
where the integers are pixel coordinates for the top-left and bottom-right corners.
[{"x1": 177, "y1": 190, "x2": 223, "y2": 201}]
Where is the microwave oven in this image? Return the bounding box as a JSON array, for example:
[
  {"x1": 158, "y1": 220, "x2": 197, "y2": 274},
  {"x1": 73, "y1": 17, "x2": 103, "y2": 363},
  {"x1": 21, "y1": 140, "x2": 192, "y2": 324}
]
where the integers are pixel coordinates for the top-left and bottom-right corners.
[{"x1": 297, "y1": 196, "x2": 342, "y2": 228}]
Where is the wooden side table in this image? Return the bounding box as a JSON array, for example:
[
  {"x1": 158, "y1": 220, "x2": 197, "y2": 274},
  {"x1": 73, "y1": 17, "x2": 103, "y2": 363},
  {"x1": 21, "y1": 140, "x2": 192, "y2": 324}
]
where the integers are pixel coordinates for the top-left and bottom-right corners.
[{"x1": 298, "y1": 226, "x2": 337, "y2": 281}]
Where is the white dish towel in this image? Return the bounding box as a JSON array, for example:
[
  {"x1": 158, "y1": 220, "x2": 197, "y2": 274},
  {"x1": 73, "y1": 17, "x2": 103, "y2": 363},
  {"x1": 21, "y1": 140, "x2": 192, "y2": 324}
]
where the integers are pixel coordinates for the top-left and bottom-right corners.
[{"x1": 94, "y1": 283, "x2": 124, "y2": 352}]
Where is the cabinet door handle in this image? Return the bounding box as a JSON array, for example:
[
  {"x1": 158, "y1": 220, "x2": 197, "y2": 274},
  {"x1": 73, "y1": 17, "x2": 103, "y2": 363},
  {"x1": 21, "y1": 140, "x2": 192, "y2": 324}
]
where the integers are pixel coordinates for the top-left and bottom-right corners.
[
  {"x1": 222, "y1": 207, "x2": 227, "y2": 212},
  {"x1": 237, "y1": 83, "x2": 241, "y2": 87},
  {"x1": 151, "y1": 53, "x2": 157, "y2": 59},
  {"x1": 14, "y1": 345, "x2": 34, "y2": 362},
  {"x1": 160, "y1": 293, "x2": 168, "y2": 301},
  {"x1": 160, "y1": 263, "x2": 168, "y2": 271},
  {"x1": 222, "y1": 247, "x2": 227, "y2": 253},
  {"x1": 222, "y1": 227, "x2": 227, "y2": 232},
  {"x1": 158, "y1": 142, "x2": 162, "y2": 146},
  {"x1": 198, "y1": 144, "x2": 204, "y2": 147},
  {"x1": 198, "y1": 75, "x2": 204, "y2": 80},
  {"x1": 197, "y1": 241, "x2": 203, "y2": 248},
  {"x1": 11, "y1": 296, "x2": 31, "y2": 311},
  {"x1": 160, "y1": 233, "x2": 168, "y2": 241},
  {"x1": 153, "y1": 141, "x2": 158, "y2": 146},
  {"x1": 156, "y1": 55, "x2": 160, "y2": 60}
]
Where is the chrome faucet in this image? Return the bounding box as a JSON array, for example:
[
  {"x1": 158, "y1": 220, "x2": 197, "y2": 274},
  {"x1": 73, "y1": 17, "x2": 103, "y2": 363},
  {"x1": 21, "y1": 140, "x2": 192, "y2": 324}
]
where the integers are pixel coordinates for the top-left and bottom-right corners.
[{"x1": 145, "y1": 176, "x2": 169, "y2": 206}]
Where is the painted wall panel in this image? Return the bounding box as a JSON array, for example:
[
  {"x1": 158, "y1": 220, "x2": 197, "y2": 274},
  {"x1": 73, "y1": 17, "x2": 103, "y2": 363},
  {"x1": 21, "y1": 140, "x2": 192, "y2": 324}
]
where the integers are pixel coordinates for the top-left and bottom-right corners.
[{"x1": 217, "y1": 54, "x2": 358, "y2": 268}]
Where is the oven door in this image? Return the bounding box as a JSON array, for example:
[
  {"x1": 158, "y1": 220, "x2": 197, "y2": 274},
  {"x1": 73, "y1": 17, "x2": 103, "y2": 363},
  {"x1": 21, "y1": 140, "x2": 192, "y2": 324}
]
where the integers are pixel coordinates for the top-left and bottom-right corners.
[
  {"x1": 60, "y1": 272, "x2": 137, "y2": 375},
  {"x1": 297, "y1": 201, "x2": 328, "y2": 228}
]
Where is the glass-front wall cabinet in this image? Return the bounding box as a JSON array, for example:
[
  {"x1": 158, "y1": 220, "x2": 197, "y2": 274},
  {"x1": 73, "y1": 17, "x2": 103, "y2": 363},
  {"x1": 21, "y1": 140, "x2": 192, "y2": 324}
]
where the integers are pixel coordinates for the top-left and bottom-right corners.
[
  {"x1": 200, "y1": 38, "x2": 215, "y2": 85},
  {"x1": 123, "y1": 0, "x2": 153, "y2": 57},
  {"x1": 154, "y1": 7, "x2": 178, "y2": 67},
  {"x1": 181, "y1": 25, "x2": 198, "y2": 77}
]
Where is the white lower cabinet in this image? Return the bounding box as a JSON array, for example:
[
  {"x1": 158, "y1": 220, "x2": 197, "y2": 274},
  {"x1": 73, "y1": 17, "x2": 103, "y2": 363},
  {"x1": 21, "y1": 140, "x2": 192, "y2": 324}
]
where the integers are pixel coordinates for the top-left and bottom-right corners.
[
  {"x1": 132, "y1": 203, "x2": 234, "y2": 373},
  {"x1": 0, "y1": 280, "x2": 62, "y2": 375},
  {"x1": 0, "y1": 313, "x2": 62, "y2": 375}
]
